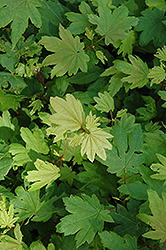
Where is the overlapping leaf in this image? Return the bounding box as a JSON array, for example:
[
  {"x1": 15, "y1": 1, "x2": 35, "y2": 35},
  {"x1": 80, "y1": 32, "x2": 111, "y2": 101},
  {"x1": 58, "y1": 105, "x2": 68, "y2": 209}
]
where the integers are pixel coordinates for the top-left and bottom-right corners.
[
  {"x1": 135, "y1": 8, "x2": 166, "y2": 47},
  {"x1": 155, "y1": 45, "x2": 166, "y2": 61},
  {"x1": 148, "y1": 65, "x2": 166, "y2": 86},
  {"x1": 99, "y1": 231, "x2": 138, "y2": 250},
  {"x1": 56, "y1": 194, "x2": 114, "y2": 247},
  {"x1": 145, "y1": 0, "x2": 166, "y2": 12},
  {"x1": 40, "y1": 24, "x2": 89, "y2": 77},
  {"x1": 49, "y1": 94, "x2": 85, "y2": 136},
  {"x1": 89, "y1": 4, "x2": 138, "y2": 46},
  {"x1": 94, "y1": 91, "x2": 114, "y2": 113},
  {"x1": 158, "y1": 90, "x2": 166, "y2": 108},
  {"x1": 66, "y1": 1, "x2": 93, "y2": 35},
  {"x1": 0, "y1": 0, "x2": 42, "y2": 48},
  {"x1": 114, "y1": 55, "x2": 149, "y2": 89},
  {"x1": 26, "y1": 159, "x2": 60, "y2": 191},
  {"x1": 150, "y1": 154, "x2": 166, "y2": 184},
  {"x1": 80, "y1": 111, "x2": 113, "y2": 162},
  {"x1": 138, "y1": 189, "x2": 166, "y2": 242},
  {"x1": 98, "y1": 124, "x2": 144, "y2": 176}
]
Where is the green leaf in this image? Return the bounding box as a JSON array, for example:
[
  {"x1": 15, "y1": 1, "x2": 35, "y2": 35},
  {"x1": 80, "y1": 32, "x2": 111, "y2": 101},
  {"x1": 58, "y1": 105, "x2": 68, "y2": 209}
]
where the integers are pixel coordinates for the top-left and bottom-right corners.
[
  {"x1": 20, "y1": 126, "x2": 49, "y2": 154},
  {"x1": 150, "y1": 154, "x2": 166, "y2": 184},
  {"x1": 9, "y1": 143, "x2": 31, "y2": 167},
  {"x1": 12, "y1": 186, "x2": 44, "y2": 221},
  {"x1": 66, "y1": 1, "x2": 93, "y2": 35},
  {"x1": 155, "y1": 45, "x2": 166, "y2": 61},
  {"x1": 77, "y1": 161, "x2": 118, "y2": 195},
  {"x1": 138, "y1": 189, "x2": 166, "y2": 242},
  {"x1": 0, "y1": 89, "x2": 20, "y2": 112},
  {"x1": 30, "y1": 241, "x2": 46, "y2": 250},
  {"x1": 0, "y1": 198, "x2": 19, "y2": 228},
  {"x1": 0, "y1": 158, "x2": 13, "y2": 180},
  {"x1": 40, "y1": 24, "x2": 89, "y2": 77},
  {"x1": 148, "y1": 65, "x2": 166, "y2": 86},
  {"x1": 136, "y1": 96, "x2": 157, "y2": 122},
  {"x1": 94, "y1": 91, "x2": 114, "y2": 113},
  {"x1": 80, "y1": 111, "x2": 113, "y2": 162},
  {"x1": 56, "y1": 194, "x2": 114, "y2": 248},
  {"x1": 98, "y1": 124, "x2": 144, "y2": 176},
  {"x1": 145, "y1": 0, "x2": 166, "y2": 12},
  {"x1": 0, "y1": 0, "x2": 42, "y2": 48},
  {"x1": 26, "y1": 159, "x2": 60, "y2": 191},
  {"x1": 0, "y1": 224, "x2": 27, "y2": 250},
  {"x1": 117, "y1": 30, "x2": 136, "y2": 58},
  {"x1": 114, "y1": 55, "x2": 149, "y2": 89},
  {"x1": 99, "y1": 231, "x2": 138, "y2": 250},
  {"x1": 110, "y1": 199, "x2": 144, "y2": 237},
  {"x1": 60, "y1": 164, "x2": 76, "y2": 186},
  {"x1": 89, "y1": 4, "x2": 138, "y2": 46},
  {"x1": 37, "y1": 0, "x2": 67, "y2": 38},
  {"x1": 0, "y1": 111, "x2": 15, "y2": 130},
  {"x1": 158, "y1": 90, "x2": 166, "y2": 108},
  {"x1": 28, "y1": 99, "x2": 44, "y2": 116},
  {"x1": 0, "y1": 72, "x2": 26, "y2": 92},
  {"x1": 49, "y1": 94, "x2": 85, "y2": 136},
  {"x1": 135, "y1": 8, "x2": 166, "y2": 47}
]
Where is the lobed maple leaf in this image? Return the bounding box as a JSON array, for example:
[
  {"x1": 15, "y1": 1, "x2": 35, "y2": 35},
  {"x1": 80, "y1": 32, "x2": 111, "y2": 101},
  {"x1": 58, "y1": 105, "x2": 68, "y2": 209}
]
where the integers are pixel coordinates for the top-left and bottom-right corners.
[
  {"x1": 40, "y1": 24, "x2": 89, "y2": 77},
  {"x1": 150, "y1": 154, "x2": 166, "y2": 184},
  {"x1": 80, "y1": 111, "x2": 113, "y2": 162},
  {"x1": 26, "y1": 159, "x2": 60, "y2": 191},
  {"x1": 138, "y1": 189, "x2": 166, "y2": 243},
  {"x1": 94, "y1": 91, "x2": 114, "y2": 113},
  {"x1": 56, "y1": 194, "x2": 114, "y2": 247},
  {"x1": 0, "y1": 0, "x2": 42, "y2": 48},
  {"x1": 89, "y1": 4, "x2": 138, "y2": 46}
]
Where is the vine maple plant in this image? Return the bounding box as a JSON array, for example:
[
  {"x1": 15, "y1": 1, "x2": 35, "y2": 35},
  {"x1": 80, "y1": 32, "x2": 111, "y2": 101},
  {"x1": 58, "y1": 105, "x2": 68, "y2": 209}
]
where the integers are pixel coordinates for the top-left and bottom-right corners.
[{"x1": 0, "y1": 0, "x2": 166, "y2": 249}]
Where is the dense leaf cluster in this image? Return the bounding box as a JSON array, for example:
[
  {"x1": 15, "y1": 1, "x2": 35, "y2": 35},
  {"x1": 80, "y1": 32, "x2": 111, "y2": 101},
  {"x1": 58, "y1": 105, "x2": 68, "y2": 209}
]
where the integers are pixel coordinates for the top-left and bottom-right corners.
[{"x1": 0, "y1": 0, "x2": 166, "y2": 249}]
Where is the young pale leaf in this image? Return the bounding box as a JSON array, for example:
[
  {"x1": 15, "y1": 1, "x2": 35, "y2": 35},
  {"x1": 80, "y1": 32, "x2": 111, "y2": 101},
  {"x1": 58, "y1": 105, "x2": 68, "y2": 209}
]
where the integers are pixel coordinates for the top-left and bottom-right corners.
[
  {"x1": 28, "y1": 99, "x2": 44, "y2": 116},
  {"x1": 0, "y1": 198, "x2": 19, "y2": 229},
  {"x1": 26, "y1": 159, "x2": 60, "y2": 191},
  {"x1": 95, "y1": 51, "x2": 108, "y2": 64},
  {"x1": 150, "y1": 154, "x2": 166, "y2": 184},
  {"x1": 0, "y1": 0, "x2": 42, "y2": 49},
  {"x1": 158, "y1": 90, "x2": 166, "y2": 108},
  {"x1": 117, "y1": 30, "x2": 136, "y2": 58},
  {"x1": 135, "y1": 8, "x2": 166, "y2": 46},
  {"x1": 89, "y1": 4, "x2": 138, "y2": 46},
  {"x1": 49, "y1": 94, "x2": 85, "y2": 134},
  {"x1": 94, "y1": 91, "x2": 114, "y2": 113},
  {"x1": 66, "y1": 1, "x2": 93, "y2": 35},
  {"x1": 56, "y1": 194, "x2": 114, "y2": 248},
  {"x1": 155, "y1": 45, "x2": 166, "y2": 61},
  {"x1": 80, "y1": 111, "x2": 113, "y2": 162},
  {"x1": 99, "y1": 231, "x2": 138, "y2": 250},
  {"x1": 114, "y1": 55, "x2": 149, "y2": 89},
  {"x1": 0, "y1": 224, "x2": 27, "y2": 250},
  {"x1": 20, "y1": 127, "x2": 49, "y2": 154},
  {"x1": 148, "y1": 65, "x2": 166, "y2": 86},
  {"x1": 40, "y1": 24, "x2": 89, "y2": 77},
  {"x1": 138, "y1": 189, "x2": 166, "y2": 242}
]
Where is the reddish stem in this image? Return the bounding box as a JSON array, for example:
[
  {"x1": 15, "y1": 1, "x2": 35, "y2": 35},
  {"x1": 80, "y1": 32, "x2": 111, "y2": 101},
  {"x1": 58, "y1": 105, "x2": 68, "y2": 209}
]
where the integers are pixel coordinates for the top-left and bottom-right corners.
[
  {"x1": 161, "y1": 240, "x2": 166, "y2": 250},
  {"x1": 108, "y1": 206, "x2": 117, "y2": 211},
  {"x1": 34, "y1": 69, "x2": 46, "y2": 95},
  {"x1": 80, "y1": 125, "x2": 90, "y2": 134},
  {"x1": 84, "y1": 36, "x2": 105, "y2": 51}
]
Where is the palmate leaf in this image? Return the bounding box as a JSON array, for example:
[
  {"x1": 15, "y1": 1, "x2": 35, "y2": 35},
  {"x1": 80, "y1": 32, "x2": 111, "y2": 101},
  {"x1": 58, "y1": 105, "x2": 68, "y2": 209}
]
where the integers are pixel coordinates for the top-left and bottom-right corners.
[
  {"x1": 26, "y1": 159, "x2": 60, "y2": 191},
  {"x1": 49, "y1": 94, "x2": 85, "y2": 135},
  {"x1": 155, "y1": 45, "x2": 166, "y2": 61},
  {"x1": 40, "y1": 24, "x2": 89, "y2": 77},
  {"x1": 94, "y1": 91, "x2": 114, "y2": 113},
  {"x1": 0, "y1": 89, "x2": 20, "y2": 112},
  {"x1": 99, "y1": 231, "x2": 138, "y2": 250},
  {"x1": 145, "y1": 0, "x2": 166, "y2": 12},
  {"x1": 114, "y1": 55, "x2": 149, "y2": 89},
  {"x1": 117, "y1": 30, "x2": 136, "y2": 58},
  {"x1": 88, "y1": 3, "x2": 138, "y2": 46},
  {"x1": 138, "y1": 189, "x2": 166, "y2": 243},
  {"x1": 135, "y1": 8, "x2": 166, "y2": 47},
  {"x1": 0, "y1": 224, "x2": 28, "y2": 250},
  {"x1": 150, "y1": 154, "x2": 166, "y2": 184},
  {"x1": 66, "y1": 1, "x2": 93, "y2": 35},
  {"x1": 80, "y1": 111, "x2": 113, "y2": 162},
  {"x1": 0, "y1": 0, "x2": 42, "y2": 49},
  {"x1": 56, "y1": 194, "x2": 114, "y2": 248},
  {"x1": 0, "y1": 198, "x2": 19, "y2": 229},
  {"x1": 148, "y1": 65, "x2": 166, "y2": 86},
  {"x1": 158, "y1": 90, "x2": 166, "y2": 108},
  {"x1": 98, "y1": 124, "x2": 144, "y2": 176},
  {"x1": 12, "y1": 186, "x2": 44, "y2": 221}
]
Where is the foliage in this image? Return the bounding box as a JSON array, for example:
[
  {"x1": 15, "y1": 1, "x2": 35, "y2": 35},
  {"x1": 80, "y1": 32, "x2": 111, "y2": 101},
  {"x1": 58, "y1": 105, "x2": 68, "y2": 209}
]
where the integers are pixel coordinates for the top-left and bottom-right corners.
[{"x1": 0, "y1": 0, "x2": 166, "y2": 249}]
